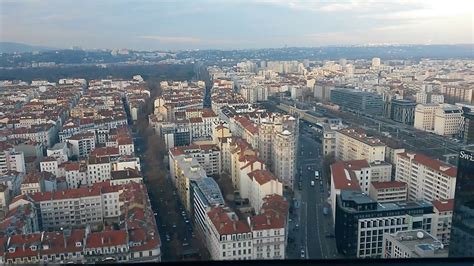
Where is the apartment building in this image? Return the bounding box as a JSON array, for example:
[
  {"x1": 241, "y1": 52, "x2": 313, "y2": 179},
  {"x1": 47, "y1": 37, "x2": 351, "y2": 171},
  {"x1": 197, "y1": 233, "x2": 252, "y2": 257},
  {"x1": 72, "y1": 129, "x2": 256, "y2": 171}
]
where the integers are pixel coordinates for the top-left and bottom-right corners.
[
  {"x1": 395, "y1": 152, "x2": 457, "y2": 202},
  {"x1": 229, "y1": 138, "x2": 261, "y2": 192},
  {"x1": 382, "y1": 230, "x2": 448, "y2": 258},
  {"x1": 329, "y1": 161, "x2": 362, "y2": 223},
  {"x1": 87, "y1": 156, "x2": 111, "y2": 185},
  {"x1": 172, "y1": 155, "x2": 207, "y2": 213},
  {"x1": 335, "y1": 128, "x2": 386, "y2": 163},
  {"x1": 249, "y1": 194, "x2": 288, "y2": 260},
  {"x1": 369, "y1": 181, "x2": 407, "y2": 203},
  {"x1": 0, "y1": 171, "x2": 25, "y2": 197},
  {"x1": 432, "y1": 199, "x2": 454, "y2": 246},
  {"x1": 66, "y1": 133, "x2": 96, "y2": 158},
  {"x1": 40, "y1": 157, "x2": 59, "y2": 177},
  {"x1": 205, "y1": 194, "x2": 288, "y2": 261},
  {"x1": 0, "y1": 148, "x2": 26, "y2": 174},
  {"x1": 330, "y1": 160, "x2": 391, "y2": 195},
  {"x1": 206, "y1": 207, "x2": 252, "y2": 260},
  {"x1": 2, "y1": 181, "x2": 161, "y2": 263},
  {"x1": 246, "y1": 169, "x2": 283, "y2": 213},
  {"x1": 169, "y1": 144, "x2": 221, "y2": 176},
  {"x1": 271, "y1": 130, "x2": 296, "y2": 189},
  {"x1": 63, "y1": 162, "x2": 87, "y2": 189},
  {"x1": 46, "y1": 142, "x2": 70, "y2": 164}
]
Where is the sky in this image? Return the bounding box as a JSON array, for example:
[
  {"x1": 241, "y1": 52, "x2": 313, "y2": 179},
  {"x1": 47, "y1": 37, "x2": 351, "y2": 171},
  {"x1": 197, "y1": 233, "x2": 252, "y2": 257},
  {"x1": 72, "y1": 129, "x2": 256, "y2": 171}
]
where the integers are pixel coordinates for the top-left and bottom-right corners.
[{"x1": 1, "y1": 0, "x2": 473, "y2": 51}]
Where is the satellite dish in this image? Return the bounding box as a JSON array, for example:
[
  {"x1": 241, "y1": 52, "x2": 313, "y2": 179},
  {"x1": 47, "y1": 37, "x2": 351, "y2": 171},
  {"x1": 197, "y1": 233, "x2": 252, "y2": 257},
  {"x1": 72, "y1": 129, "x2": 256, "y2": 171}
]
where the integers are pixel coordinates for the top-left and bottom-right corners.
[{"x1": 416, "y1": 231, "x2": 424, "y2": 239}]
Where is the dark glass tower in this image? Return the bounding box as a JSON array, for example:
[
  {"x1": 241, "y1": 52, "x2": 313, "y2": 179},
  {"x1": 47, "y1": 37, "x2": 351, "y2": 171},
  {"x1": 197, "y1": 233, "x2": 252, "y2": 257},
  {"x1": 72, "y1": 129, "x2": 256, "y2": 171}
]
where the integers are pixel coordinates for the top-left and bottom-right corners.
[{"x1": 449, "y1": 147, "x2": 474, "y2": 257}]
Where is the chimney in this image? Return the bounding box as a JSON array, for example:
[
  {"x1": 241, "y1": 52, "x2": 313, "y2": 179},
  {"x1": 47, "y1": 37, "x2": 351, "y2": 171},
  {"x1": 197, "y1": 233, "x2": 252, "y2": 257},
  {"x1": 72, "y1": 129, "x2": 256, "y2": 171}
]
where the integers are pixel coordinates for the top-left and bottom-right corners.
[
  {"x1": 232, "y1": 222, "x2": 236, "y2": 231},
  {"x1": 266, "y1": 216, "x2": 270, "y2": 225},
  {"x1": 101, "y1": 237, "x2": 104, "y2": 245}
]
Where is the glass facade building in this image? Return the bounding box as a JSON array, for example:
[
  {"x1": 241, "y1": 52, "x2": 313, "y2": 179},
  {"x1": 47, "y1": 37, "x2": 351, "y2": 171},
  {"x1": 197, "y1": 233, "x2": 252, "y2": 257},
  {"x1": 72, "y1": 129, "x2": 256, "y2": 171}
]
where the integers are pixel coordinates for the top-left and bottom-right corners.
[{"x1": 449, "y1": 147, "x2": 474, "y2": 257}]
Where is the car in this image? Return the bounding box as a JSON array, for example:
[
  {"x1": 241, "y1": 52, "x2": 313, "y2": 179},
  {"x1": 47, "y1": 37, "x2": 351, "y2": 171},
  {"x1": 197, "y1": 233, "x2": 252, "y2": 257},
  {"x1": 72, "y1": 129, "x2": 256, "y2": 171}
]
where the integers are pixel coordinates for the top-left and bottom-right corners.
[
  {"x1": 102, "y1": 257, "x2": 117, "y2": 262},
  {"x1": 192, "y1": 233, "x2": 196, "y2": 238},
  {"x1": 320, "y1": 186, "x2": 324, "y2": 192},
  {"x1": 300, "y1": 249, "x2": 306, "y2": 259},
  {"x1": 311, "y1": 180, "x2": 315, "y2": 187},
  {"x1": 182, "y1": 242, "x2": 190, "y2": 247},
  {"x1": 172, "y1": 224, "x2": 177, "y2": 228},
  {"x1": 185, "y1": 220, "x2": 190, "y2": 224},
  {"x1": 295, "y1": 224, "x2": 299, "y2": 230},
  {"x1": 323, "y1": 207, "x2": 329, "y2": 216},
  {"x1": 154, "y1": 212, "x2": 158, "y2": 216}
]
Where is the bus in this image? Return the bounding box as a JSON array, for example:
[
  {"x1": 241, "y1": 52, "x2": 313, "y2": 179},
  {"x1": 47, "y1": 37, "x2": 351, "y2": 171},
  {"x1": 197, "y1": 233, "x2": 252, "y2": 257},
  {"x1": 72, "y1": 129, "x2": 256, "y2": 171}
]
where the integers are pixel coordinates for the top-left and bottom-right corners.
[{"x1": 314, "y1": 170, "x2": 320, "y2": 180}]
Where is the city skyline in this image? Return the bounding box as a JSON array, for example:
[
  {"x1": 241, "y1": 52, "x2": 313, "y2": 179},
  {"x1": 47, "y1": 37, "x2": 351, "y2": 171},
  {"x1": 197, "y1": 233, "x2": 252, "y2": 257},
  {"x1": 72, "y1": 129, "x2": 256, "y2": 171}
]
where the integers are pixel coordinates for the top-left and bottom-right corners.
[{"x1": 1, "y1": 0, "x2": 473, "y2": 51}]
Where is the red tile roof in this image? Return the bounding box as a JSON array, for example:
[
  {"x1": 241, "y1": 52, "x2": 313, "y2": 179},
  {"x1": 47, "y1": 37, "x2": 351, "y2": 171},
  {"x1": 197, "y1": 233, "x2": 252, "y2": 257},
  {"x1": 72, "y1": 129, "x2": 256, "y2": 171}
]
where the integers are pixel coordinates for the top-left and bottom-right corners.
[
  {"x1": 432, "y1": 199, "x2": 454, "y2": 212},
  {"x1": 371, "y1": 181, "x2": 406, "y2": 190},
  {"x1": 260, "y1": 194, "x2": 289, "y2": 217},
  {"x1": 86, "y1": 230, "x2": 127, "y2": 248},
  {"x1": 62, "y1": 162, "x2": 81, "y2": 171},
  {"x1": 189, "y1": 117, "x2": 203, "y2": 123},
  {"x1": 29, "y1": 185, "x2": 101, "y2": 202},
  {"x1": 207, "y1": 207, "x2": 251, "y2": 236},
  {"x1": 338, "y1": 128, "x2": 385, "y2": 146},
  {"x1": 90, "y1": 146, "x2": 120, "y2": 157},
  {"x1": 202, "y1": 108, "x2": 217, "y2": 118},
  {"x1": 330, "y1": 161, "x2": 361, "y2": 191},
  {"x1": 247, "y1": 169, "x2": 276, "y2": 185}
]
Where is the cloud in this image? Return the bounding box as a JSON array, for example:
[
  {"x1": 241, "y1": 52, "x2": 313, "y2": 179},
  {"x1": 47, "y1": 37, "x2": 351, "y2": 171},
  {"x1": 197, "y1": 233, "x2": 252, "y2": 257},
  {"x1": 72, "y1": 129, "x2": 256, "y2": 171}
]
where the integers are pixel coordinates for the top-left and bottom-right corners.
[
  {"x1": 139, "y1": 35, "x2": 202, "y2": 44},
  {"x1": 138, "y1": 35, "x2": 248, "y2": 47}
]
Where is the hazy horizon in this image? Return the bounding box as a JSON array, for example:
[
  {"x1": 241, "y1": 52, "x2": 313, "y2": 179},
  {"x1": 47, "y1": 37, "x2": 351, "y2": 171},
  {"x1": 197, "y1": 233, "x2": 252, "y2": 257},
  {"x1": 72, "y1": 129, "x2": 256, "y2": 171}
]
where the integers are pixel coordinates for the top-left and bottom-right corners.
[{"x1": 1, "y1": 0, "x2": 472, "y2": 51}]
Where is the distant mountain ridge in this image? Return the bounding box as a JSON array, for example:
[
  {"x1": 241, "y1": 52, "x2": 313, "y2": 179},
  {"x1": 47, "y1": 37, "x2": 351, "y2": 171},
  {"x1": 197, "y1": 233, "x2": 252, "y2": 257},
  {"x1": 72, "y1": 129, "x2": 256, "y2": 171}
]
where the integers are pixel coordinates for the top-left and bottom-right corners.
[{"x1": 0, "y1": 42, "x2": 56, "y2": 53}]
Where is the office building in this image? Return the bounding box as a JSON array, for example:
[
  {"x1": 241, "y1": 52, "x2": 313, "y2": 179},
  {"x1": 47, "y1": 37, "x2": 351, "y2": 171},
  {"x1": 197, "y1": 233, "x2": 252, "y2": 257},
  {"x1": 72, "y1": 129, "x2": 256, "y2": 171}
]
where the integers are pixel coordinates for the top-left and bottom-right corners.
[
  {"x1": 462, "y1": 111, "x2": 474, "y2": 144},
  {"x1": 449, "y1": 147, "x2": 474, "y2": 257},
  {"x1": 414, "y1": 104, "x2": 439, "y2": 131},
  {"x1": 330, "y1": 88, "x2": 383, "y2": 115},
  {"x1": 433, "y1": 105, "x2": 463, "y2": 137},
  {"x1": 441, "y1": 86, "x2": 473, "y2": 105},
  {"x1": 382, "y1": 230, "x2": 448, "y2": 258},
  {"x1": 335, "y1": 190, "x2": 434, "y2": 258},
  {"x1": 390, "y1": 99, "x2": 416, "y2": 125},
  {"x1": 191, "y1": 177, "x2": 225, "y2": 243}
]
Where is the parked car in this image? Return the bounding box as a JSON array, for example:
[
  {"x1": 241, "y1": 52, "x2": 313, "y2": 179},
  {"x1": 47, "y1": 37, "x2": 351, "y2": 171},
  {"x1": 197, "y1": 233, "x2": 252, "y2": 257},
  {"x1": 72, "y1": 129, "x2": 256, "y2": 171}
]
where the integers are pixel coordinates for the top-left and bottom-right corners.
[
  {"x1": 323, "y1": 207, "x2": 329, "y2": 216},
  {"x1": 300, "y1": 249, "x2": 306, "y2": 259}
]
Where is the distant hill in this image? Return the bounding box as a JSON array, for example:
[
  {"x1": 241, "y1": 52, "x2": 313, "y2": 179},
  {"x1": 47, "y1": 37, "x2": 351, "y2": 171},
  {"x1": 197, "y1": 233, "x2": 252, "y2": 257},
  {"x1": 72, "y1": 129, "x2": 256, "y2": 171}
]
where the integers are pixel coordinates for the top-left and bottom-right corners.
[{"x1": 0, "y1": 42, "x2": 56, "y2": 54}]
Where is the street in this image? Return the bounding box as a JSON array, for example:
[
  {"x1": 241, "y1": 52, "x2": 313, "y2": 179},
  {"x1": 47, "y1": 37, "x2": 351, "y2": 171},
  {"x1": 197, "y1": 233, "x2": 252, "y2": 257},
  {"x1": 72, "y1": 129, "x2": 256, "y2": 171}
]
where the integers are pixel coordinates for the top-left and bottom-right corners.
[
  {"x1": 286, "y1": 122, "x2": 341, "y2": 260},
  {"x1": 132, "y1": 130, "x2": 204, "y2": 261}
]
